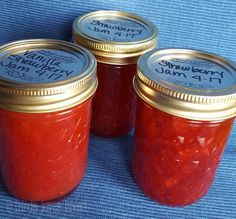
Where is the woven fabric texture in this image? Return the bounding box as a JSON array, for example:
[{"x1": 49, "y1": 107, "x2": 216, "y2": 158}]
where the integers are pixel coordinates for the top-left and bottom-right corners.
[{"x1": 0, "y1": 0, "x2": 236, "y2": 218}]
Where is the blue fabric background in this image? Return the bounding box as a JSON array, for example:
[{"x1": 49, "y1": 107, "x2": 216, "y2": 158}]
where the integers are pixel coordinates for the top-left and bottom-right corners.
[{"x1": 0, "y1": 0, "x2": 236, "y2": 218}]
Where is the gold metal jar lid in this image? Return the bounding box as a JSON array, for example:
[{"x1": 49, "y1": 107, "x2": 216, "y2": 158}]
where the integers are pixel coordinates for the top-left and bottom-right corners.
[
  {"x1": 72, "y1": 10, "x2": 158, "y2": 65},
  {"x1": 134, "y1": 48, "x2": 236, "y2": 121},
  {"x1": 0, "y1": 39, "x2": 97, "y2": 113}
]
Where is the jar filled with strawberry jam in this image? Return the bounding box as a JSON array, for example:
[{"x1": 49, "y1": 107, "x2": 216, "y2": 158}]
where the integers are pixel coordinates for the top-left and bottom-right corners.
[
  {"x1": 132, "y1": 48, "x2": 236, "y2": 206},
  {"x1": 73, "y1": 11, "x2": 158, "y2": 137},
  {"x1": 0, "y1": 39, "x2": 97, "y2": 202}
]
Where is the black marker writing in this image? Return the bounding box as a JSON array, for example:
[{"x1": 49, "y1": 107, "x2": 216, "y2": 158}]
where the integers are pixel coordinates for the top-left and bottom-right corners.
[
  {"x1": 0, "y1": 50, "x2": 75, "y2": 82},
  {"x1": 23, "y1": 50, "x2": 61, "y2": 66},
  {"x1": 88, "y1": 20, "x2": 143, "y2": 40},
  {"x1": 90, "y1": 20, "x2": 143, "y2": 34},
  {"x1": 88, "y1": 26, "x2": 110, "y2": 34},
  {"x1": 159, "y1": 60, "x2": 191, "y2": 71},
  {"x1": 157, "y1": 60, "x2": 225, "y2": 86},
  {"x1": 155, "y1": 67, "x2": 187, "y2": 78},
  {"x1": 191, "y1": 67, "x2": 224, "y2": 78},
  {"x1": 0, "y1": 60, "x2": 30, "y2": 73}
]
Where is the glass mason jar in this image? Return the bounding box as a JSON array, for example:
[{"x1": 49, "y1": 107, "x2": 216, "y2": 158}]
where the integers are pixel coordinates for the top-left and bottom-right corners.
[
  {"x1": 0, "y1": 39, "x2": 97, "y2": 202},
  {"x1": 132, "y1": 48, "x2": 236, "y2": 206},
  {"x1": 72, "y1": 10, "x2": 158, "y2": 137}
]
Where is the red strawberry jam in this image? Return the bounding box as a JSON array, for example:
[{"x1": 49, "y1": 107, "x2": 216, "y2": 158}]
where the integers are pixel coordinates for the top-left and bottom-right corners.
[
  {"x1": 91, "y1": 63, "x2": 136, "y2": 137},
  {"x1": 73, "y1": 10, "x2": 158, "y2": 137},
  {"x1": 132, "y1": 97, "x2": 234, "y2": 206},
  {"x1": 0, "y1": 39, "x2": 97, "y2": 202},
  {"x1": 132, "y1": 48, "x2": 236, "y2": 206}
]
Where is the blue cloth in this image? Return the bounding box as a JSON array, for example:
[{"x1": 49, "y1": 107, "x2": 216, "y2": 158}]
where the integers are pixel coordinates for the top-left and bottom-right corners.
[{"x1": 0, "y1": 0, "x2": 236, "y2": 218}]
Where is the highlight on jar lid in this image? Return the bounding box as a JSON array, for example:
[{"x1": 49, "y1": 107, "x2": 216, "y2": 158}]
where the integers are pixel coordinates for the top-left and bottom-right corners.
[
  {"x1": 72, "y1": 10, "x2": 158, "y2": 65},
  {"x1": 0, "y1": 39, "x2": 97, "y2": 113},
  {"x1": 134, "y1": 48, "x2": 236, "y2": 120}
]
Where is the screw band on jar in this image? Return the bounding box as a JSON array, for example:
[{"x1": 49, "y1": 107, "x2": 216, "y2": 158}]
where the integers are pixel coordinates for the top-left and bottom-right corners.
[
  {"x1": 134, "y1": 48, "x2": 236, "y2": 120},
  {"x1": 73, "y1": 10, "x2": 158, "y2": 65},
  {"x1": 0, "y1": 39, "x2": 97, "y2": 113}
]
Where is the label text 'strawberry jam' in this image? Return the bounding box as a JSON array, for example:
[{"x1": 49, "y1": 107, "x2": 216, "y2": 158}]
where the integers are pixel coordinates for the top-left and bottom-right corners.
[
  {"x1": 73, "y1": 10, "x2": 158, "y2": 137},
  {"x1": 0, "y1": 39, "x2": 97, "y2": 202},
  {"x1": 132, "y1": 48, "x2": 236, "y2": 206}
]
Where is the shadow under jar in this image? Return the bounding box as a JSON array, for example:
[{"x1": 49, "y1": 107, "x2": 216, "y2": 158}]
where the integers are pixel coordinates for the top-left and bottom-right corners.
[
  {"x1": 72, "y1": 10, "x2": 158, "y2": 137},
  {"x1": 0, "y1": 39, "x2": 97, "y2": 202},
  {"x1": 132, "y1": 48, "x2": 236, "y2": 206}
]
